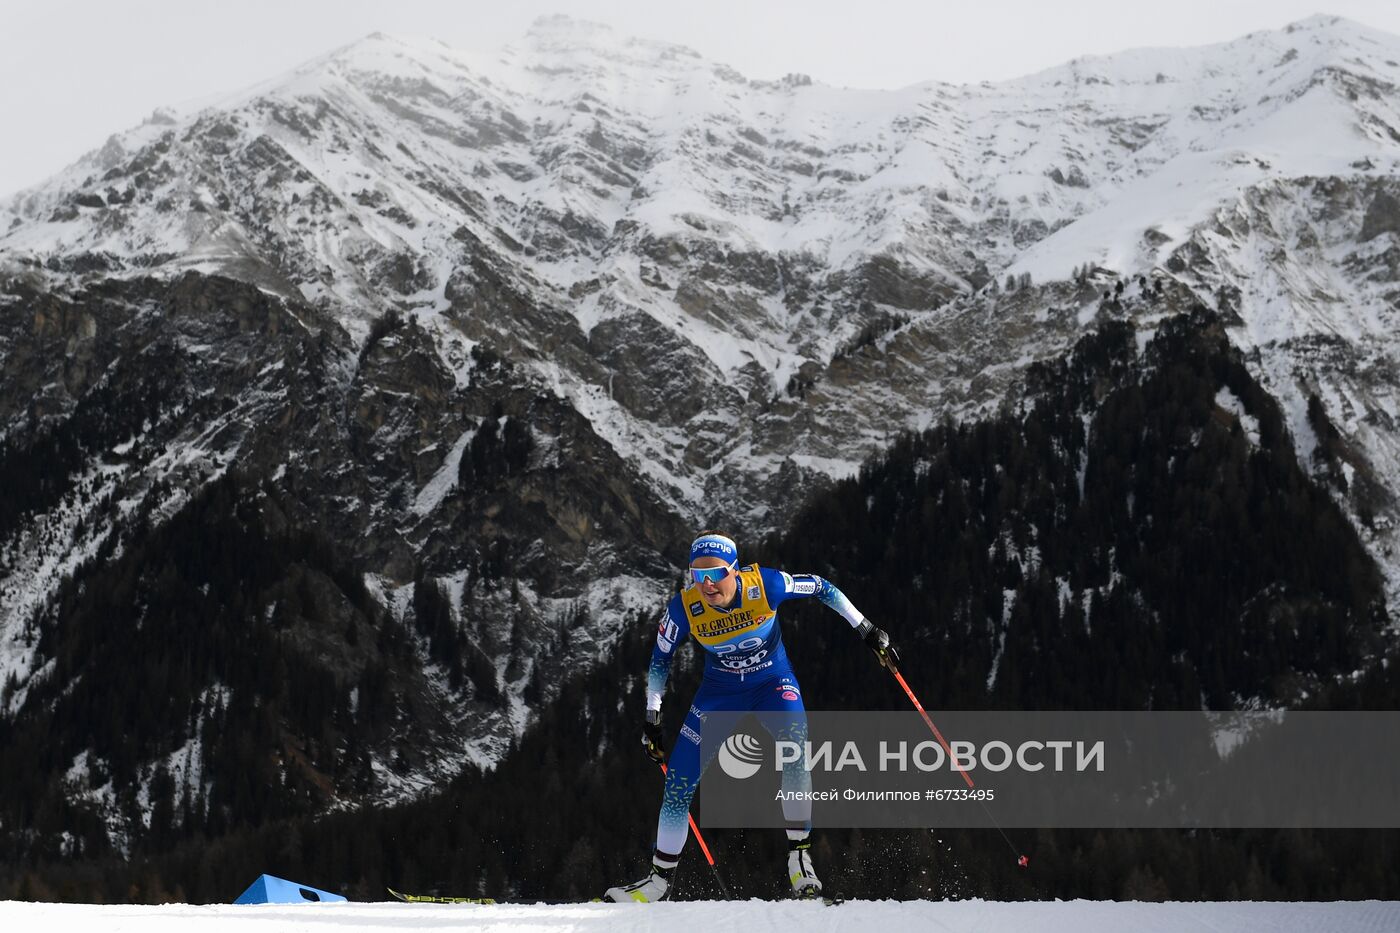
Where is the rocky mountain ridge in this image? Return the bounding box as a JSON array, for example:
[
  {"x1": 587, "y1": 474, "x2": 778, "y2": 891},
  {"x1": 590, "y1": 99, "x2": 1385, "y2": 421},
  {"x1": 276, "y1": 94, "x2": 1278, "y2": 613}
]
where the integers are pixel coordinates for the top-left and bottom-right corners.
[{"x1": 0, "y1": 13, "x2": 1398, "y2": 846}]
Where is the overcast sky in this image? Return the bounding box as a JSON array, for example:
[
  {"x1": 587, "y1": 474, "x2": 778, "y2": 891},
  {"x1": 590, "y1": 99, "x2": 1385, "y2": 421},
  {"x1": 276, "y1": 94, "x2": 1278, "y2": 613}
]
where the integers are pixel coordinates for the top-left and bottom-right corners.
[{"x1": 3, "y1": 1, "x2": 1399, "y2": 197}]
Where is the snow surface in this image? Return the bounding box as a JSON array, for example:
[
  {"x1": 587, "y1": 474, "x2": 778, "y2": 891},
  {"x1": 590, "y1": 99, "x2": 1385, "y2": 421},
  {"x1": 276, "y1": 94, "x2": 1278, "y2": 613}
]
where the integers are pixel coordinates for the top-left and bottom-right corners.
[
  {"x1": 0, "y1": 898, "x2": 1396, "y2": 932},
  {"x1": 1215, "y1": 386, "x2": 1262, "y2": 446}
]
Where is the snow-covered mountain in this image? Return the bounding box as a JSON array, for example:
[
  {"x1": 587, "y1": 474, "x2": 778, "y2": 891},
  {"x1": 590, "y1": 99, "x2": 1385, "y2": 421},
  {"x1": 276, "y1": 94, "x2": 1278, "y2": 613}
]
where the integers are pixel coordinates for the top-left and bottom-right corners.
[
  {"x1": 5, "y1": 14, "x2": 1398, "y2": 525},
  {"x1": 2, "y1": 13, "x2": 1399, "y2": 844}
]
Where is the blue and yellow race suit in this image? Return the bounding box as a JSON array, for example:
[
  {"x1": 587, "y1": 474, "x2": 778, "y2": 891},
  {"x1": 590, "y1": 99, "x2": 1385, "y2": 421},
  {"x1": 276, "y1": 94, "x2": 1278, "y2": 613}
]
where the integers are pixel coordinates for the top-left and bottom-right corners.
[{"x1": 646, "y1": 565, "x2": 867, "y2": 860}]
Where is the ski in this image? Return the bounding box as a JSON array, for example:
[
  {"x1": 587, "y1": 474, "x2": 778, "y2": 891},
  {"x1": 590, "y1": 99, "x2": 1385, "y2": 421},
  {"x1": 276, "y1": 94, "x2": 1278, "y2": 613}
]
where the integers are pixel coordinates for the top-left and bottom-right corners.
[
  {"x1": 792, "y1": 890, "x2": 845, "y2": 906},
  {"x1": 389, "y1": 884, "x2": 837, "y2": 905},
  {"x1": 386, "y1": 886, "x2": 497, "y2": 905}
]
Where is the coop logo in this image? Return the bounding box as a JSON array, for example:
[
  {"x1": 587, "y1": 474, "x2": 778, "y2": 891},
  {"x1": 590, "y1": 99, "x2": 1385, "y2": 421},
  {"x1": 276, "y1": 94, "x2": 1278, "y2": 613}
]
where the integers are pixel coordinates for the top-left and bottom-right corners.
[{"x1": 717, "y1": 732, "x2": 765, "y2": 780}]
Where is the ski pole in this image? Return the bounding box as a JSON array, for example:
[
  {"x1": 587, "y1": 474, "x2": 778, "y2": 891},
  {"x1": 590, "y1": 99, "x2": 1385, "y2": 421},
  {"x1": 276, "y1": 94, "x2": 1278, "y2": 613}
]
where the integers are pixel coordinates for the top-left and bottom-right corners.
[
  {"x1": 885, "y1": 661, "x2": 1030, "y2": 869},
  {"x1": 660, "y1": 761, "x2": 731, "y2": 898},
  {"x1": 889, "y1": 666, "x2": 975, "y2": 789}
]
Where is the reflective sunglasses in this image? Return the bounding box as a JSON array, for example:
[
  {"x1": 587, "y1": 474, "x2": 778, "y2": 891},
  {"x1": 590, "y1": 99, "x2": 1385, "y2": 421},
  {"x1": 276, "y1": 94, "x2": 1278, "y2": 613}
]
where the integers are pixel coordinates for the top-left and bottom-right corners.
[{"x1": 690, "y1": 564, "x2": 734, "y2": 585}]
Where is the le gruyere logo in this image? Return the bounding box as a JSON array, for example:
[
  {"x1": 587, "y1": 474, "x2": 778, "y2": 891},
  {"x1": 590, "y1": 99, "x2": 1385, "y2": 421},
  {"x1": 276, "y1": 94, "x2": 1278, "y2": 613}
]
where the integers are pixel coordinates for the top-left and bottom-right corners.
[{"x1": 693, "y1": 609, "x2": 764, "y2": 639}]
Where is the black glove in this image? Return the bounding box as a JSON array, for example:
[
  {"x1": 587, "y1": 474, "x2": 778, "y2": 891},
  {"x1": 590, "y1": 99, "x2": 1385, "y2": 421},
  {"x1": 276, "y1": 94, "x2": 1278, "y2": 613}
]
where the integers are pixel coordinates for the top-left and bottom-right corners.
[
  {"x1": 641, "y1": 711, "x2": 666, "y2": 763},
  {"x1": 859, "y1": 621, "x2": 900, "y2": 670}
]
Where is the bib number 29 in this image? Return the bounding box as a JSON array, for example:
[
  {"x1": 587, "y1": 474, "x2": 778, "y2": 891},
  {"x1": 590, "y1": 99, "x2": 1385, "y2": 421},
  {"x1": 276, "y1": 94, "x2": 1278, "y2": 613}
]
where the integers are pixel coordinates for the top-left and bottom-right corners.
[{"x1": 715, "y1": 636, "x2": 768, "y2": 669}]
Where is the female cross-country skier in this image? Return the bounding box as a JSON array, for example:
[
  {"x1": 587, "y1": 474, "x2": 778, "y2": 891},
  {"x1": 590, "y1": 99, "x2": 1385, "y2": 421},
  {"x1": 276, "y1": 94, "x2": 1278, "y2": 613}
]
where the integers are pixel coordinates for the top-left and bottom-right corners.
[{"x1": 605, "y1": 531, "x2": 898, "y2": 902}]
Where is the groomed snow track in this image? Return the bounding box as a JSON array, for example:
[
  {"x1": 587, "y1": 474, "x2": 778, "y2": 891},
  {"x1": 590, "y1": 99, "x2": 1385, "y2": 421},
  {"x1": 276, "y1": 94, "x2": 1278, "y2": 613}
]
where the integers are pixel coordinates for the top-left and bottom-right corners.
[{"x1": 2, "y1": 898, "x2": 1398, "y2": 932}]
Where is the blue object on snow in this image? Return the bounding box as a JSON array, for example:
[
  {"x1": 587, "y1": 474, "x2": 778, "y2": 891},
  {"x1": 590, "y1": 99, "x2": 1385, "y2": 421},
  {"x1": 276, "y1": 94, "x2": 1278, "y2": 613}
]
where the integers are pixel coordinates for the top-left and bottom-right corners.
[{"x1": 233, "y1": 874, "x2": 347, "y2": 905}]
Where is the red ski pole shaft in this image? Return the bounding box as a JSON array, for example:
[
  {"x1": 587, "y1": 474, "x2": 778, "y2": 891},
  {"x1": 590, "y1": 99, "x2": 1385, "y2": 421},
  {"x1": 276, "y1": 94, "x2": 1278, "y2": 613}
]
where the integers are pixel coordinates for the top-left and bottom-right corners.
[
  {"x1": 890, "y1": 666, "x2": 976, "y2": 789},
  {"x1": 887, "y1": 663, "x2": 1028, "y2": 867},
  {"x1": 659, "y1": 762, "x2": 717, "y2": 867}
]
